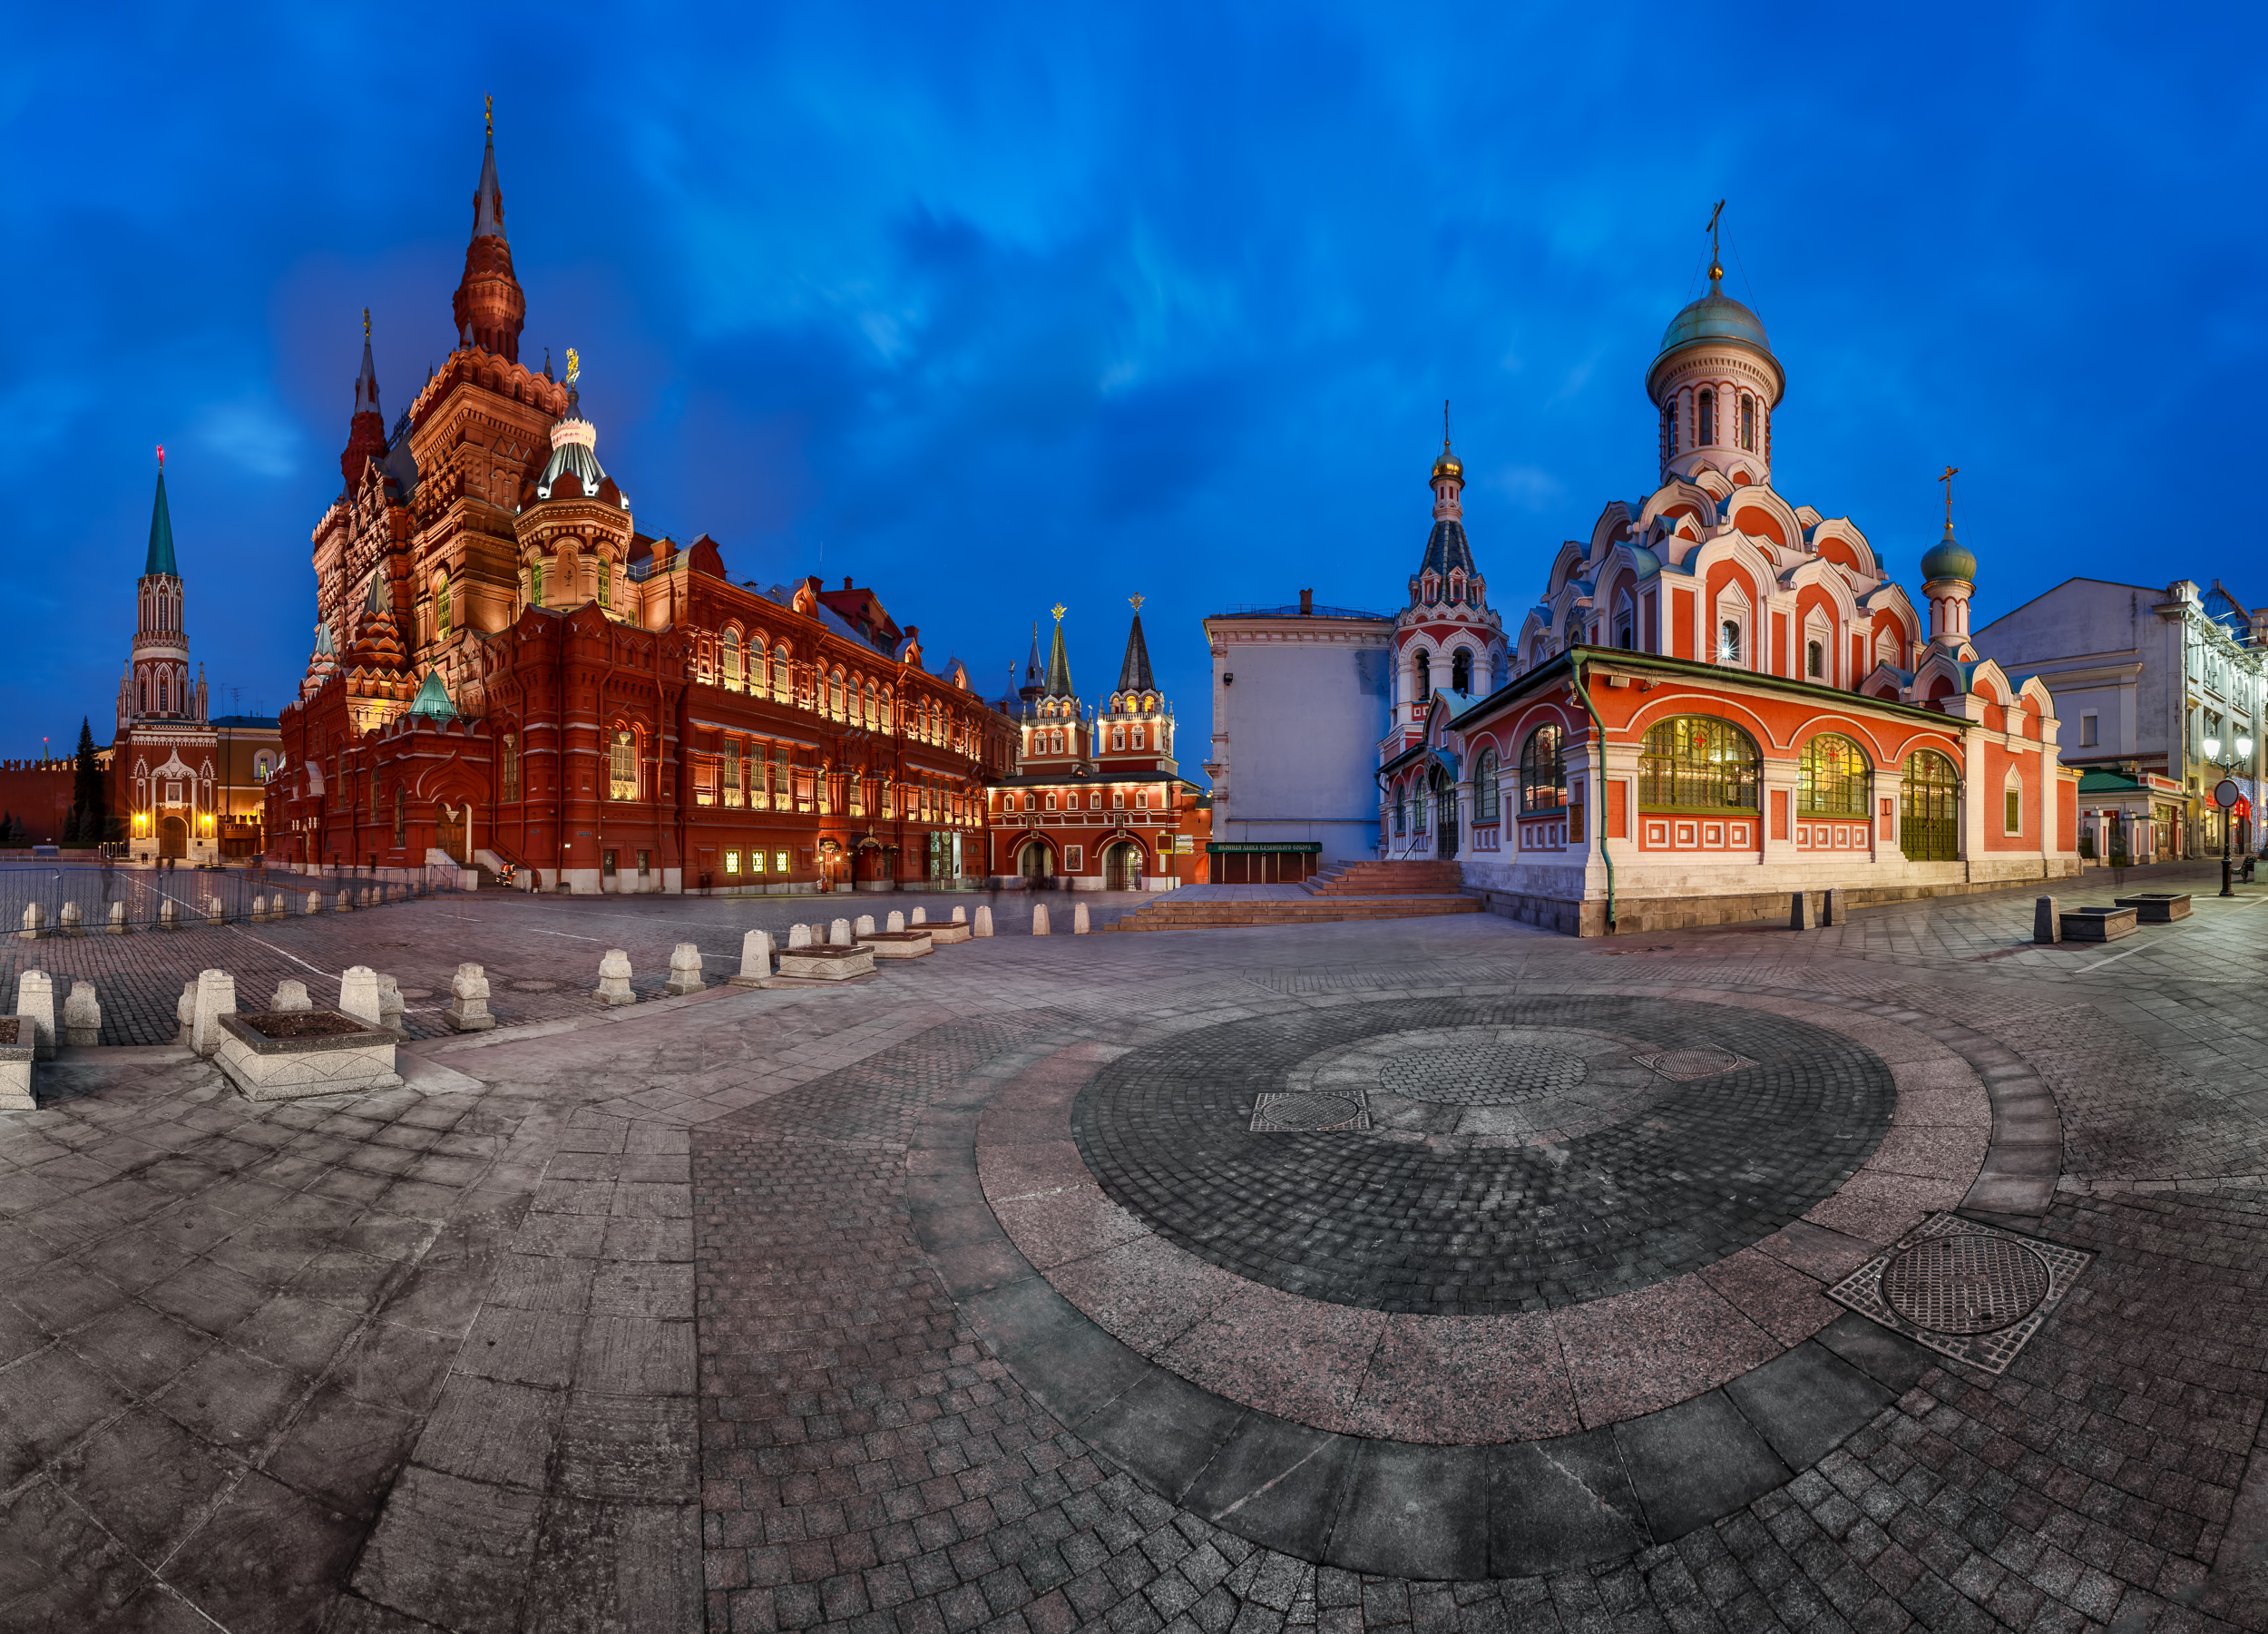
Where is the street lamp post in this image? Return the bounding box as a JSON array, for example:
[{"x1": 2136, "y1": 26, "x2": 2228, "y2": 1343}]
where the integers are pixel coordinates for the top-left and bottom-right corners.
[{"x1": 2201, "y1": 733, "x2": 2253, "y2": 897}]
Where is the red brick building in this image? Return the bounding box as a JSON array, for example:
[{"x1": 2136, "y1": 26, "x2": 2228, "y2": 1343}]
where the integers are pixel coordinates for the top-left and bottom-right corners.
[
  {"x1": 266, "y1": 117, "x2": 1011, "y2": 893},
  {"x1": 984, "y1": 604, "x2": 1209, "y2": 889}
]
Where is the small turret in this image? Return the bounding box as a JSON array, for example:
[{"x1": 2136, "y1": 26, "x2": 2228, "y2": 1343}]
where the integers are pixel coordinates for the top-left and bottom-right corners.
[{"x1": 341, "y1": 308, "x2": 388, "y2": 488}]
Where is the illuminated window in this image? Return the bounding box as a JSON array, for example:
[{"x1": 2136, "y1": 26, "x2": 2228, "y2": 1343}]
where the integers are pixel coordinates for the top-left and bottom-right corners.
[
  {"x1": 1798, "y1": 734, "x2": 1870, "y2": 817},
  {"x1": 724, "y1": 742, "x2": 743, "y2": 807},
  {"x1": 773, "y1": 646, "x2": 790, "y2": 700},
  {"x1": 1740, "y1": 393, "x2": 1755, "y2": 453},
  {"x1": 774, "y1": 850, "x2": 789, "y2": 873},
  {"x1": 502, "y1": 734, "x2": 520, "y2": 802},
  {"x1": 1718, "y1": 620, "x2": 1743, "y2": 665},
  {"x1": 725, "y1": 849, "x2": 740, "y2": 875},
  {"x1": 1638, "y1": 717, "x2": 1760, "y2": 811},
  {"x1": 749, "y1": 849, "x2": 767, "y2": 874},
  {"x1": 721, "y1": 631, "x2": 741, "y2": 690},
  {"x1": 1520, "y1": 728, "x2": 1566, "y2": 813},
  {"x1": 609, "y1": 730, "x2": 636, "y2": 800},
  {"x1": 1475, "y1": 749, "x2": 1501, "y2": 821},
  {"x1": 437, "y1": 580, "x2": 452, "y2": 639}
]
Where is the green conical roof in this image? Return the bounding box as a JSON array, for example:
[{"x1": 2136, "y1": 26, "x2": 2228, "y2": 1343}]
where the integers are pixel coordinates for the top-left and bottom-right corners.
[
  {"x1": 145, "y1": 468, "x2": 178, "y2": 577},
  {"x1": 1044, "y1": 616, "x2": 1075, "y2": 698},
  {"x1": 406, "y1": 669, "x2": 458, "y2": 720}
]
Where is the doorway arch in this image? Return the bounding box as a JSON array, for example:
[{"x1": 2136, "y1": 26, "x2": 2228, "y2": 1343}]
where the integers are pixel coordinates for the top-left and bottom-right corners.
[
  {"x1": 1103, "y1": 839, "x2": 1143, "y2": 892},
  {"x1": 1430, "y1": 765, "x2": 1458, "y2": 858},
  {"x1": 437, "y1": 804, "x2": 469, "y2": 864},
  {"x1": 1018, "y1": 837, "x2": 1057, "y2": 882},
  {"x1": 159, "y1": 815, "x2": 188, "y2": 858}
]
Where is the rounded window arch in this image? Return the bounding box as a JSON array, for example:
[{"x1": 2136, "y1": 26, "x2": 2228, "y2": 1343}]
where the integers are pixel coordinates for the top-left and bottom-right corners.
[
  {"x1": 772, "y1": 645, "x2": 791, "y2": 699},
  {"x1": 1900, "y1": 750, "x2": 1960, "y2": 860},
  {"x1": 1798, "y1": 733, "x2": 1870, "y2": 817},
  {"x1": 1806, "y1": 639, "x2": 1824, "y2": 679},
  {"x1": 608, "y1": 728, "x2": 638, "y2": 801},
  {"x1": 1698, "y1": 387, "x2": 1716, "y2": 446},
  {"x1": 1452, "y1": 648, "x2": 1473, "y2": 693},
  {"x1": 720, "y1": 628, "x2": 741, "y2": 689},
  {"x1": 1473, "y1": 748, "x2": 1501, "y2": 822},
  {"x1": 1520, "y1": 726, "x2": 1567, "y2": 813},
  {"x1": 828, "y1": 669, "x2": 845, "y2": 717},
  {"x1": 1638, "y1": 716, "x2": 1760, "y2": 810},
  {"x1": 1739, "y1": 392, "x2": 1756, "y2": 453},
  {"x1": 2002, "y1": 768, "x2": 2025, "y2": 836},
  {"x1": 1413, "y1": 651, "x2": 1432, "y2": 700}
]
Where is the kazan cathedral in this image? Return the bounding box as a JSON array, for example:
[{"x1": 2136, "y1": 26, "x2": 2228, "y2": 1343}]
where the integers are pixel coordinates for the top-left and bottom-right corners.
[
  {"x1": 265, "y1": 116, "x2": 1012, "y2": 893},
  {"x1": 1376, "y1": 246, "x2": 2080, "y2": 934}
]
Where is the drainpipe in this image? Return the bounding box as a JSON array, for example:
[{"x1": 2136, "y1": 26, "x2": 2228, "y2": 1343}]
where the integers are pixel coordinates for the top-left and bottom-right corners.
[{"x1": 1567, "y1": 652, "x2": 1617, "y2": 932}]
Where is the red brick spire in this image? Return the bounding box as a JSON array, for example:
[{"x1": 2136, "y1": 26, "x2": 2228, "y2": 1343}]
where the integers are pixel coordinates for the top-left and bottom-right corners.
[
  {"x1": 452, "y1": 101, "x2": 525, "y2": 361},
  {"x1": 340, "y1": 308, "x2": 387, "y2": 487}
]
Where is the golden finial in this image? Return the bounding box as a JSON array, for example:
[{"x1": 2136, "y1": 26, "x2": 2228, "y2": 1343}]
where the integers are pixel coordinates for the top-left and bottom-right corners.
[
  {"x1": 1706, "y1": 200, "x2": 1725, "y2": 286},
  {"x1": 362, "y1": 307, "x2": 371, "y2": 339},
  {"x1": 484, "y1": 94, "x2": 493, "y2": 136},
  {"x1": 565, "y1": 347, "x2": 581, "y2": 387},
  {"x1": 1129, "y1": 593, "x2": 1145, "y2": 613},
  {"x1": 1939, "y1": 465, "x2": 1960, "y2": 526},
  {"x1": 1442, "y1": 398, "x2": 1452, "y2": 452},
  {"x1": 1051, "y1": 602, "x2": 1067, "y2": 622}
]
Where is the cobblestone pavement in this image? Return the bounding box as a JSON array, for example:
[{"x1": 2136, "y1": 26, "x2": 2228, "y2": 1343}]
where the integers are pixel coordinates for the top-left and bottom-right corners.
[{"x1": 0, "y1": 868, "x2": 2264, "y2": 1631}]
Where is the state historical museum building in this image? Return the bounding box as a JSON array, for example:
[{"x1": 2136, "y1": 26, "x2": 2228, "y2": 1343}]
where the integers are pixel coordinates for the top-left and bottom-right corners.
[{"x1": 268, "y1": 120, "x2": 1012, "y2": 892}]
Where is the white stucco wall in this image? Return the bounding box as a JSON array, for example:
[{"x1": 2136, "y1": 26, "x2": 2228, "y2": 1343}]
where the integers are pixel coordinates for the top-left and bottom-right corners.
[{"x1": 1205, "y1": 614, "x2": 1393, "y2": 866}]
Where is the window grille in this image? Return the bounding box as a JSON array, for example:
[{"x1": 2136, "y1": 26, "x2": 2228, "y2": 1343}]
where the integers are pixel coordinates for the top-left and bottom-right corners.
[
  {"x1": 609, "y1": 731, "x2": 636, "y2": 800},
  {"x1": 1638, "y1": 717, "x2": 1760, "y2": 810},
  {"x1": 1519, "y1": 728, "x2": 1566, "y2": 813},
  {"x1": 1798, "y1": 734, "x2": 1870, "y2": 817}
]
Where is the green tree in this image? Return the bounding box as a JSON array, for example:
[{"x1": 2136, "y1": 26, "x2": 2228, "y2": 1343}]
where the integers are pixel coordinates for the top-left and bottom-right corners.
[{"x1": 68, "y1": 718, "x2": 105, "y2": 845}]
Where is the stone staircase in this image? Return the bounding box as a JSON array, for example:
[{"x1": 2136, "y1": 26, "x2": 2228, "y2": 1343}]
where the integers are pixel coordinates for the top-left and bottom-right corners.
[{"x1": 1300, "y1": 860, "x2": 1465, "y2": 897}]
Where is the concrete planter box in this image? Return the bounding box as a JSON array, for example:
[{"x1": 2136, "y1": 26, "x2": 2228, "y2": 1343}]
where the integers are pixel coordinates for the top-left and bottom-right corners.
[
  {"x1": 2113, "y1": 893, "x2": 2193, "y2": 923},
  {"x1": 863, "y1": 931, "x2": 933, "y2": 959},
  {"x1": 0, "y1": 1018, "x2": 30, "y2": 1111},
  {"x1": 2061, "y1": 906, "x2": 2141, "y2": 943},
  {"x1": 775, "y1": 944, "x2": 875, "y2": 980},
  {"x1": 214, "y1": 1010, "x2": 403, "y2": 1101},
  {"x1": 924, "y1": 922, "x2": 973, "y2": 944}
]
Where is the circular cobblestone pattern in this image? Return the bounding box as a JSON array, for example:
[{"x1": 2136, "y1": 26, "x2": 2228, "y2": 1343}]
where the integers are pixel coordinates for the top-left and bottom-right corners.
[
  {"x1": 1072, "y1": 993, "x2": 1898, "y2": 1314},
  {"x1": 1377, "y1": 1041, "x2": 1587, "y2": 1104}
]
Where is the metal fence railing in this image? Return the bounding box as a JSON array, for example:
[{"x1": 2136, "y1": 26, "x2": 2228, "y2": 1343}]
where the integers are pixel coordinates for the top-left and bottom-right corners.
[{"x1": 0, "y1": 862, "x2": 463, "y2": 937}]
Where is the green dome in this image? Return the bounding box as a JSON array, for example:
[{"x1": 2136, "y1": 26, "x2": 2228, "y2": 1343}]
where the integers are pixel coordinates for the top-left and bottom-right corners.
[
  {"x1": 1921, "y1": 522, "x2": 1977, "y2": 585},
  {"x1": 1657, "y1": 290, "x2": 1771, "y2": 356}
]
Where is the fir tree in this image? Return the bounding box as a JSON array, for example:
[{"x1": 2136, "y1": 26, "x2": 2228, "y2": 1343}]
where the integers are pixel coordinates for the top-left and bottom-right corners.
[{"x1": 69, "y1": 718, "x2": 105, "y2": 843}]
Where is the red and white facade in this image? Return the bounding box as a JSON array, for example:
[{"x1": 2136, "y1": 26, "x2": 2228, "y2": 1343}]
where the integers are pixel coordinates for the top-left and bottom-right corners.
[{"x1": 1378, "y1": 265, "x2": 2079, "y2": 934}]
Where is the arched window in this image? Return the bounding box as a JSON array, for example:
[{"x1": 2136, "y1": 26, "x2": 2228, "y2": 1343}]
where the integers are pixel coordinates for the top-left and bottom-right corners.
[
  {"x1": 1520, "y1": 726, "x2": 1567, "y2": 813},
  {"x1": 829, "y1": 670, "x2": 845, "y2": 717},
  {"x1": 1719, "y1": 620, "x2": 1743, "y2": 665},
  {"x1": 140, "y1": 679, "x2": 149, "y2": 713},
  {"x1": 720, "y1": 630, "x2": 741, "y2": 690},
  {"x1": 1740, "y1": 393, "x2": 1755, "y2": 453},
  {"x1": 1452, "y1": 648, "x2": 1472, "y2": 692},
  {"x1": 1806, "y1": 640, "x2": 1824, "y2": 680},
  {"x1": 1901, "y1": 750, "x2": 1960, "y2": 860},
  {"x1": 1616, "y1": 594, "x2": 1636, "y2": 651},
  {"x1": 1638, "y1": 717, "x2": 1760, "y2": 810},
  {"x1": 609, "y1": 730, "x2": 637, "y2": 800},
  {"x1": 1475, "y1": 749, "x2": 1501, "y2": 821},
  {"x1": 772, "y1": 646, "x2": 791, "y2": 700},
  {"x1": 393, "y1": 784, "x2": 406, "y2": 846},
  {"x1": 531, "y1": 559, "x2": 545, "y2": 607},
  {"x1": 1413, "y1": 651, "x2": 1431, "y2": 701},
  {"x1": 2003, "y1": 770, "x2": 2024, "y2": 836},
  {"x1": 437, "y1": 579, "x2": 452, "y2": 639},
  {"x1": 1798, "y1": 734, "x2": 1870, "y2": 816},
  {"x1": 502, "y1": 734, "x2": 520, "y2": 802},
  {"x1": 1394, "y1": 788, "x2": 1407, "y2": 834},
  {"x1": 1697, "y1": 388, "x2": 1716, "y2": 446},
  {"x1": 1663, "y1": 401, "x2": 1677, "y2": 458},
  {"x1": 158, "y1": 676, "x2": 169, "y2": 712}
]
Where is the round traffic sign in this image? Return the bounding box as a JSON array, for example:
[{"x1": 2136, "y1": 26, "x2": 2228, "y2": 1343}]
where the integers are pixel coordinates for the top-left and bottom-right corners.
[{"x1": 2214, "y1": 778, "x2": 2243, "y2": 809}]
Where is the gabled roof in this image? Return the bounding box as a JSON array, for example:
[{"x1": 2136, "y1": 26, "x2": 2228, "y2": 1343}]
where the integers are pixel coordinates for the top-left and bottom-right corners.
[{"x1": 406, "y1": 670, "x2": 457, "y2": 720}]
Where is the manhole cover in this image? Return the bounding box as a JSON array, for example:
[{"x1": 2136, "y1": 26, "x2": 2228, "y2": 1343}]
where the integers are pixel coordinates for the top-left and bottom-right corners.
[
  {"x1": 1882, "y1": 1235, "x2": 2050, "y2": 1335},
  {"x1": 1378, "y1": 1042, "x2": 1588, "y2": 1105},
  {"x1": 1251, "y1": 1091, "x2": 1365, "y2": 1131},
  {"x1": 1634, "y1": 1048, "x2": 1756, "y2": 1081},
  {"x1": 511, "y1": 981, "x2": 560, "y2": 993}
]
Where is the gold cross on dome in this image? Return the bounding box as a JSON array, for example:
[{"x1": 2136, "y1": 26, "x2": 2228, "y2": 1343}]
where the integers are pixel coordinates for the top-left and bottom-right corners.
[
  {"x1": 1051, "y1": 602, "x2": 1066, "y2": 622},
  {"x1": 1129, "y1": 594, "x2": 1145, "y2": 613},
  {"x1": 1939, "y1": 465, "x2": 1960, "y2": 524}
]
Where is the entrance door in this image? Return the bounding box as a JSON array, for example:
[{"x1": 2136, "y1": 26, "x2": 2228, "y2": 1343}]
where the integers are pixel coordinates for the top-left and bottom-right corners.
[
  {"x1": 159, "y1": 815, "x2": 188, "y2": 858},
  {"x1": 1020, "y1": 838, "x2": 1055, "y2": 881},
  {"x1": 1432, "y1": 768, "x2": 1458, "y2": 859},
  {"x1": 1103, "y1": 841, "x2": 1139, "y2": 891},
  {"x1": 437, "y1": 806, "x2": 468, "y2": 864}
]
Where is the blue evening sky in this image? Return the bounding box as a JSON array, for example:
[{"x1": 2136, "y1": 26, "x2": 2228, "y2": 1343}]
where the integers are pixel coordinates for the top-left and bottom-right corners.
[{"x1": 4, "y1": 3, "x2": 2263, "y2": 764}]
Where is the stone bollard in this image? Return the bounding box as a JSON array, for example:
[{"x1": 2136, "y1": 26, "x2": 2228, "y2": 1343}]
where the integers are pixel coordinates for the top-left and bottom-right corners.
[
  {"x1": 249, "y1": 895, "x2": 264, "y2": 922},
  {"x1": 830, "y1": 918, "x2": 853, "y2": 946},
  {"x1": 729, "y1": 930, "x2": 774, "y2": 988},
  {"x1": 108, "y1": 901, "x2": 127, "y2": 935},
  {"x1": 159, "y1": 898, "x2": 180, "y2": 929},
  {"x1": 1032, "y1": 903, "x2": 1051, "y2": 935},
  {"x1": 305, "y1": 892, "x2": 321, "y2": 916},
  {"x1": 377, "y1": 975, "x2": 405, "y2": 1033},
  {"x1": 855, "y1": 915, "x2": 876, "y2": 937},
  {"x1": 335, "y1": 891, "x2": 353, "y2": 914},
  {"x1": 910, "y1": 907, "x2": 928, "y2": 925},
  {"x1": 445, "y1": 964, "x2": 494, "y2": 1032},
  {"x1": 886, "y1": 910, "x2": 905, "y2": 934},
  {"x1": 18, "y1": 902, "x2": 43, "y2": 940},
  {"x1": 953, "y1": 906, "x2": 967, "y2": 924},
  {"x1": 189, "y1": 969, "x2": 236, "y2": 1058},
  {"x1": 1789, "y1": 891, "x2": 1813, "y2": 931},
  {"x1": 593, "y1": 949, "x2": 637, "y2": 1007},
  {"x1": 973, "y1": 905, "x2": 992, "y2": 937},
  {"x1": 1072, "y1": 902, "x2": 1090, "y2": 934},
  {"x1": 787, "y1": 924, "x2": 812, "y2": 950},
  {"x1": 1822, "y1": 888, "x2": 1848, "y2": 926},
  {"x1": 58, "y1": 903, "x2": 83, "y2": 938},
  {"x1": 2033, "y1": 896, "x2": 2060, "y2": 944},
  {"x1": 363, "y1": 889, "x2": 376, "y2": 909},
  {"x1": 15, "y1": 971, "x2": 57, "y2": 1060},
  {"x1": 176, "y1": 981, "x2": 197, "y2": 1043},
  {"x1": 61, "y1": 981, "x2": 100, "y2": 1047},
  {"x1": 205, "y1": 896, "x2": 224, "y2": 927},
  {"x1": 269, "y1": 980, "x2": 313, "y2": 1012},
  {"x1": 338, "y1": 966, "x2": 384, "y2": 1028},
  {"x1": 664, "y1": 943, "x2": 707, "y2": 996}
]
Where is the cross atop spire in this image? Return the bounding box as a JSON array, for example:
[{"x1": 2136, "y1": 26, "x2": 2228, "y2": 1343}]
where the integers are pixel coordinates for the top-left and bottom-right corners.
[
  {"x1": 1706, "y1": 200, "x2": 1725, "y2": 288},
  {"x1": 1939, "y1": 465, "x2": 1960, "y2": 527}
]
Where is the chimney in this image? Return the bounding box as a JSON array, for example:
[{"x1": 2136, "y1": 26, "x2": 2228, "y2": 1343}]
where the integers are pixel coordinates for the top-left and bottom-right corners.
[
  {"x1": 843, "y1": 576, "x2": 853, "y2": 591},
  {"x1": 1299, "y1": 589, "x2": 1314, "y2": 615}
]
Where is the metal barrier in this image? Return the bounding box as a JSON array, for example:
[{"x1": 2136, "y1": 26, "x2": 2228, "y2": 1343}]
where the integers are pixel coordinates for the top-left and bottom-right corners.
[{"x1": 0, "y1": 862, "x2": 463, "y2": 937}]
